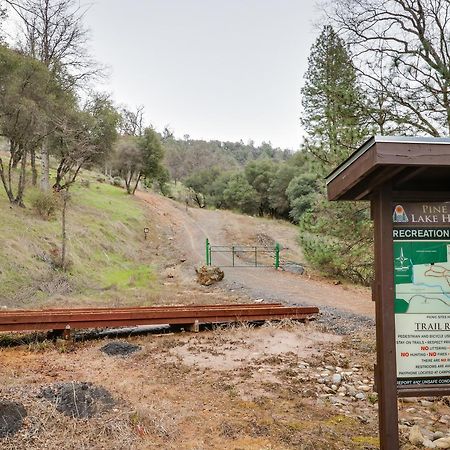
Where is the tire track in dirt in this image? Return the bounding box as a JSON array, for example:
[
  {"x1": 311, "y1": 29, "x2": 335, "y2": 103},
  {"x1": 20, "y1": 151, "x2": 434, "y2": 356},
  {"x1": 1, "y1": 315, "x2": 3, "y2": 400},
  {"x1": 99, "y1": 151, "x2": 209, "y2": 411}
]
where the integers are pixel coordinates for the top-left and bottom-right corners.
[{"x1": 136, "y1": 191, "x2": 374, "y2": 319}]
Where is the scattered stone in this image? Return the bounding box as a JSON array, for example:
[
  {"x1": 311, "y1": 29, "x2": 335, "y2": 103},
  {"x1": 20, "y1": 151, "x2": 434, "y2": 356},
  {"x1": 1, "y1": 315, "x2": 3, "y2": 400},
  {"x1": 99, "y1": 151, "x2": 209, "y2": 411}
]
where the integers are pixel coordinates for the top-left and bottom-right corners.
[
  {"x1": 100, "y1": 341, "x2": 141, "y2": 357},
  {"x1": 423, "y1": 439, "x2": 436, "y2": 448},
  {"x1": 434, "y1": 437, "x2": 450, "y2": 449},
  {"x1": 409, "y1": 425, "x2": 425, "y2": 446},
  {"x1": 331, "y1": 373, "x2": 342, "y2": 385},
  {"x1": 195, "y1": 265, "x2": 224, "y2": 286},
  {"x1": 40, "y1": 382, "x2": 116, "y2": 419},
  {"x1": 355, "y1": 392, "x2": 366, "y2": 400},
  {"x1": 420, "y1": 400, "x2": 434, "y2": 407},
  {"x1": 0, "y1": 401, "x2": 27, "y2": 438}
]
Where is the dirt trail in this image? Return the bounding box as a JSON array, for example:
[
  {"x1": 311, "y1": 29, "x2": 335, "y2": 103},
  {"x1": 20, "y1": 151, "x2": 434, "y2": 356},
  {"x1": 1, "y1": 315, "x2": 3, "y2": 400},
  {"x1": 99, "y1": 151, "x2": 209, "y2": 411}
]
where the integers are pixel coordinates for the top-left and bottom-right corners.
[{"x1": 136, "y1": 191, "x2": 374, "y2": 318}]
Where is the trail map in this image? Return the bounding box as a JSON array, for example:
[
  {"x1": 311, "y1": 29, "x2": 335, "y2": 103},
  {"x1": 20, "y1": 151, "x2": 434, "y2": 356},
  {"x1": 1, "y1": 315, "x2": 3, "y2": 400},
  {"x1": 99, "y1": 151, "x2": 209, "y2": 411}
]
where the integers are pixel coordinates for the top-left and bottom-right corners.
[{"x1": 393, "y1": 203, "x2": 450, "y2": 387}]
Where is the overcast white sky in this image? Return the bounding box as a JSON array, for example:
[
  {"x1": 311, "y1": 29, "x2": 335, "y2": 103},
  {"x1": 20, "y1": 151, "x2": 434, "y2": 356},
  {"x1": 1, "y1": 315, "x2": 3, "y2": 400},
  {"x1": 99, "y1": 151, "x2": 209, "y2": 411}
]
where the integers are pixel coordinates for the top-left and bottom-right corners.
[{"x1": 84, "y1": 0, "x2": 320, "y2": 150}]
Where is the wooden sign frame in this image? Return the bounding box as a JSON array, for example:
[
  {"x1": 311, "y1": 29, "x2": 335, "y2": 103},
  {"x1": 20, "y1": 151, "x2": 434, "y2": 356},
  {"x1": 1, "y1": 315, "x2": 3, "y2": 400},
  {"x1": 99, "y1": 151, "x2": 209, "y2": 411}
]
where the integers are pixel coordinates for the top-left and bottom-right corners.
[{"x1": 326, "y1": 136, "x2": 450, "y2": 450}]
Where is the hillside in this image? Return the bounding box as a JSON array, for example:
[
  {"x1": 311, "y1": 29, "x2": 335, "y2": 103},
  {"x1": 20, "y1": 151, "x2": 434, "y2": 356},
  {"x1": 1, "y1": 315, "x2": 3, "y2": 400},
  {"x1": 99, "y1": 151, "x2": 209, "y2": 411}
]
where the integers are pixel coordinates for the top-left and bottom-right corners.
[{"x1": 0, "y1": 175, "x2": 158, "y2": 309}]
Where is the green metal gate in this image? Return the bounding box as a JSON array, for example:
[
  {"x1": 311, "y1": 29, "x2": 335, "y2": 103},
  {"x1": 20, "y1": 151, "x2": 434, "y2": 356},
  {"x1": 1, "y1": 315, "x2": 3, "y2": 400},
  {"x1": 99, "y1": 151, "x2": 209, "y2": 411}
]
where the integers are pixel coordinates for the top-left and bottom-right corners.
[{"x1": 205, "y1": 238, "x2": 281, "y2": 268}]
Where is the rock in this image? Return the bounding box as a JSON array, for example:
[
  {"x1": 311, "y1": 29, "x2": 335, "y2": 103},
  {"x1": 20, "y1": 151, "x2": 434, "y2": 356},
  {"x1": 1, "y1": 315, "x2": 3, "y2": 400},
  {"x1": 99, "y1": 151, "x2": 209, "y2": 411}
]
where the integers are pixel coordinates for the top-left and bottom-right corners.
[
  {"x1": 195, "y1": 265, "x2": 224, "y2": 286},
  {"x1": 332, "y1": 374, "x2": 342, "y2": 385},
  {"x1": 433, "y1": 437, "x2": 450, "y2": 449},
  {"x1": 409, "y1": 425, "x2": 425, "y2": 446},
  {"x1": 421, "y1": 400, "x2": 434, "y2": 407},
  {"x1": 403, "y1": 397, "x2": 418, "y2": 403},
  {"x1": 355, "y1": 392, "x2": 366, "y2": 400},
  {"x1": 433, "y1": 431, "x2": 445, "y2": 440},
  {"x1": 303, "y1": 389, "x2": 317, "y2": 398},
  {"x1": 423, "y1": 439, "x2": 436, "y2": 448}
]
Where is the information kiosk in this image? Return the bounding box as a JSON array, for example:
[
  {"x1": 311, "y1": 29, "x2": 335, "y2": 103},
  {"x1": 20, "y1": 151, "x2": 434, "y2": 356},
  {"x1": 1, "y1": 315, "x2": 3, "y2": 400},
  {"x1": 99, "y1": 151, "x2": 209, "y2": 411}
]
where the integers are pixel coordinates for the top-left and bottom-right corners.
[{"x1": 326, "y1": 136, "x2": 450, "y2": 450}]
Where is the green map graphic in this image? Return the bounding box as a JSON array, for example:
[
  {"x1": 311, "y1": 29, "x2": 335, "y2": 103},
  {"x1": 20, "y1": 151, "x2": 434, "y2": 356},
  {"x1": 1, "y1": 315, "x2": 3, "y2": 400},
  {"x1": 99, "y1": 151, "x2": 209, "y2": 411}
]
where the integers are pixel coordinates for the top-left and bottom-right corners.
[{"x1": 394, "y1": 241, "x2": 450, "y2": 314}]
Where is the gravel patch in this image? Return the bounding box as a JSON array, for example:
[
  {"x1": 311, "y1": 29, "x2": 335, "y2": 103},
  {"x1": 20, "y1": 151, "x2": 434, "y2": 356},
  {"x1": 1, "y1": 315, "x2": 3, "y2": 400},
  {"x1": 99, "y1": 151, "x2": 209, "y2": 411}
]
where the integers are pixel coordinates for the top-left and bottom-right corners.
[
  {"x1": 315, "y1": 307, "x2": 375, "y2": 335},
  {"x1": 0, "y1": 401, "x2": 27, "y2": 438},
  {"x1": 224, "y1": 279, "x2": 374, "y2": 335},
  {"x1": 40, "y1": 382, "x2": 116, "y2": 419},
  {"x1": 100, "y1": 341, "x2": 141, "y2": 357}
]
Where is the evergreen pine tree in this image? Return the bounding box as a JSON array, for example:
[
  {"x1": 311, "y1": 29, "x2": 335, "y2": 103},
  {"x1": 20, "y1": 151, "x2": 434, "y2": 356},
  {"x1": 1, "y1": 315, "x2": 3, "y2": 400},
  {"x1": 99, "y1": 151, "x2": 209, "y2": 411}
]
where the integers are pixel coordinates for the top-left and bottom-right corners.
[
  {"x1": 301, "y1": 25, "x2": 369, "y2": 171},
  {"x1": 299, "y1": 26, "x2": 374, "y2": 285}
]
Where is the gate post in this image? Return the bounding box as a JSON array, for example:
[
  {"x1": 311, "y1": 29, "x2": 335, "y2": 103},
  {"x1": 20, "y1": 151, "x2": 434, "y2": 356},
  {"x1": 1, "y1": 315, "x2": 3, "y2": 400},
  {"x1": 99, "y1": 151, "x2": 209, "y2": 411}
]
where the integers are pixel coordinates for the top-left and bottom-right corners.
[
  {"x1": 206, "y1": 238, "x2": 210, "y2": 266},
  {"x1": 275, "y1": 243, "x2": 280, "y2": 269}
]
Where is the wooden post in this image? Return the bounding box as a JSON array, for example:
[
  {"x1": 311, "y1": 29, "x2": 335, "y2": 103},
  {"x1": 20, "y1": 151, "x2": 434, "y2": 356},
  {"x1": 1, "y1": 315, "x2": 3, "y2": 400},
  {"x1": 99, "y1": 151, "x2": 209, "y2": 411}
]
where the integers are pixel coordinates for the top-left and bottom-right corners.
[{"x1": 372, "y1": 184, "x2": 399, "y2": 450}]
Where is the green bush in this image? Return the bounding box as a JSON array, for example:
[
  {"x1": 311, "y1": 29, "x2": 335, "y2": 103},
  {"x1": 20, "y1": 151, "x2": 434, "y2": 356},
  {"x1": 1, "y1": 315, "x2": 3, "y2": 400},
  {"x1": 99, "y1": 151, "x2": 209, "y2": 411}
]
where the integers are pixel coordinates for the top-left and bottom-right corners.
[
  {"x1": 29, "y1": 189, "x2": 61, "y2": 220},
  {"x1": 299, "y1": 200, "x2": 373, "y2": 285},
  {"x1": 112, "y1": 177, "x2": 122, "y2": 187}
]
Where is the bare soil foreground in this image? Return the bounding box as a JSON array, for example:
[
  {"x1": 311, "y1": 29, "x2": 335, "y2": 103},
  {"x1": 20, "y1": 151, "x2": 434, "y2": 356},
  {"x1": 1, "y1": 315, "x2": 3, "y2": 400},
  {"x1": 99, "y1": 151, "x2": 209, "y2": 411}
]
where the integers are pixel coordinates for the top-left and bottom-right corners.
[{"x1": 1, "y1": 191, "x2": 449, "y2": 449}]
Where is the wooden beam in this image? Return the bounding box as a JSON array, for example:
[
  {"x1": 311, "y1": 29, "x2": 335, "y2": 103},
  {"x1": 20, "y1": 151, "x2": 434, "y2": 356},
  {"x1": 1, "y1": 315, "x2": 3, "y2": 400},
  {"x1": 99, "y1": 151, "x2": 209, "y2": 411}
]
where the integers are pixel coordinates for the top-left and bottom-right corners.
[
  {"x1": 372, "y1": 184, "x2": 399, "y2": 450},
  {"x1": 354, "y1": 166, "x2": 405, "y2": 200},
  {"x1": 393, "y1": 166, "x2": 428, "y2": 187}
]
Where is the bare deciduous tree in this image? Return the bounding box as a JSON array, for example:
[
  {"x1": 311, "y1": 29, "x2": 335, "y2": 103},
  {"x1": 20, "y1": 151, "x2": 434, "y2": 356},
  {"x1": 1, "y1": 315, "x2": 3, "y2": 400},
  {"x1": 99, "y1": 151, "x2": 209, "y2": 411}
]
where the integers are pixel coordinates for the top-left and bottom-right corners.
[
  {"x1": 5, "y1": 0, "x2": 101, "y2": 190},
  {"x1": 328, "y1": 0, "x2": 450, "y2": 136},
  {"x1": 119, "y1": 105, "x2": 145, "y2": 137}
]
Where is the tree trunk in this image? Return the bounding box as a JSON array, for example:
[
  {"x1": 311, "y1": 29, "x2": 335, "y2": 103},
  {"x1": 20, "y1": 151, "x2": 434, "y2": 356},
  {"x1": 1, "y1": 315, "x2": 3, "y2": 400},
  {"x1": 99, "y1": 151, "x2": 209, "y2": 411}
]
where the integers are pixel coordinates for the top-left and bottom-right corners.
[
  {"x1": 61, "y1": 190, "x2": 69, "y2": 270},
  {"x1": 0, "y1": 158, "x2": 14, "y2": 203},
  {"x1": 132, "y1": 173, "x2": 142, "y2": 195},
  {"x1": 14, "y1": 147, "x2": 27, "y2": 207},
  {"x1": 125, "y1": 170, "x2": 135, "y2": 194},
  {"x1": 31, "y1": 148, "x2": 38, "y2": 186},
  {"x1": 40, "y1": 141, "x2": 50, "y2": 191}
]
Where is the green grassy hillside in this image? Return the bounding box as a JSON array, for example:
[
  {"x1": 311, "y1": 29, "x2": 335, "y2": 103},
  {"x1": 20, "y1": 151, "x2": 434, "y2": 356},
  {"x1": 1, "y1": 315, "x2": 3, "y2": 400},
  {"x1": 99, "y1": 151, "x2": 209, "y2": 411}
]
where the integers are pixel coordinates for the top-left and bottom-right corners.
[{"x1": 0, "y1": 173, "x2": 159, "y2": 309}]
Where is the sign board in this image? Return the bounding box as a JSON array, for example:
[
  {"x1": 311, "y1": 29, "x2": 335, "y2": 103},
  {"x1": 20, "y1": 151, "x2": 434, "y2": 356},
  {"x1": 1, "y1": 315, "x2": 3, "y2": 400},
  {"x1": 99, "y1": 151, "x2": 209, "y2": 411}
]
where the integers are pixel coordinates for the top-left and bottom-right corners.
[{"x1": 393, "y1": 202, "x2": 450, "y2": 389}]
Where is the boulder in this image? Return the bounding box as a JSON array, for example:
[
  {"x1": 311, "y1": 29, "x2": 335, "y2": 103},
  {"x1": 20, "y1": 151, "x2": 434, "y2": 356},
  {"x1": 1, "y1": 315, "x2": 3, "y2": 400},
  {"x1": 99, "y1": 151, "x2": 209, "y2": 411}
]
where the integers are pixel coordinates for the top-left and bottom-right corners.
[
  {"x1": 409, "y1": 425, "x2": 425, "y2": 446},
  {"x1": 195, "y1": 265, "x2": 224, "y2": 286}
]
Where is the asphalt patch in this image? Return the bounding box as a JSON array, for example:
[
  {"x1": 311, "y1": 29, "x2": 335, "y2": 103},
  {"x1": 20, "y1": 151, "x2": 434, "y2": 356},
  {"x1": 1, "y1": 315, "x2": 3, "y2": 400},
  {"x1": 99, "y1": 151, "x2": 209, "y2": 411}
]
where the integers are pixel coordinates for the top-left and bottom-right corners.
[
  {"x1": 100, "y1": 341, "x2": 141, "y2": 356},
  {"x1": 40, "y1": 382, "x2": 116, "y2": 419},
  {"x1": 0, "y1": 400, "x2": 27, "y2": 438}
]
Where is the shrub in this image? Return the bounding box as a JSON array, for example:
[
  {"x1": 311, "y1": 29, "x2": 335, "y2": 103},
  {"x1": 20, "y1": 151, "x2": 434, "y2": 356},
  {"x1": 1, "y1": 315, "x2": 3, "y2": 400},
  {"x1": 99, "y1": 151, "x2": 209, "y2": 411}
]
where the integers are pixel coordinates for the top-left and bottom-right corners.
[
  {"x1": 299, "y1": 200, "x2": 373, "y2": 285},
  {"x1": 112, "y1": 177, "x2": 122, "y2": 187},
  {"x1": 29, "y1": 190, "x2": 61, "y2": 220},
  {"x1": 80, "y1": 179, "x2": 90, "y2": 188}
]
